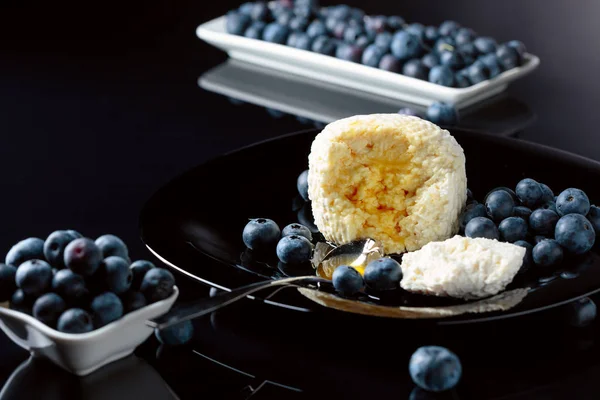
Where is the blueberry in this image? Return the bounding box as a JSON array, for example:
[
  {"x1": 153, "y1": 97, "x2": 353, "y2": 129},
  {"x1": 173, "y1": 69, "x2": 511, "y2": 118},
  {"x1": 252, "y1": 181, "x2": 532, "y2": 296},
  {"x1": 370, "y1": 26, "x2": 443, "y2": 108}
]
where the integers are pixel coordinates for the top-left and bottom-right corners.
[
  {"x1": 363, "y1": 257, "x2": 402, "y2": 291},
  {"x1": 33, "y1": 293, "x2": 66, "y2": 327},
  {"x1": 398, "y1": 108, "x2": 421, "y2": 117},
  {"x1": 465, "y1": 217, "x2": 499, "y2": 240},
  {"x1": 0, "y1": 264, "x2": 16, "y2": 302},
  {"x1": 513, "y1": 206, "x2": 533, "y2": 220},
  {"x1": 424, "y1": 26, "x2": 439, "y2": 44},
  {"x1": 539, "y1": 183, "x2": 554, "y2": 202},
  {"x1": 405, "y1": 23, "x2": 425, "y2": 40},
  {"x1": 276, "y1": 10, "x2": 293, "y2": 26},
  {"x1": 332, "y1": 265, "x2": 364, "y2": 296},
  {"x1": 90, "y1": 292, "x2": 123, "y2": 327},
  {"x1": 421, "y1": 53, "x2": 440, "y2": 69},
  {"x1": 5, "y1": 237, "x2": 44, "y2": 268},
  {"x1": 10, "y1": 289, "x2": 33, "y2": 314},
  {"x1": 331, "y1": 21, "x2": 348, "y2": 40},
  {"x1": 480, "y1": 53, "x2": 503, "y2": 78},
  {"x1": 454, "y1": 70, "x2": 470, "y2": 88},
  {"x1": 97, "y1": 256, "x2": 133, "y2": 294},
  {"x1": 282, "y1": 223, "x2": 313, "y2": 241},
  {"x1": 155, "y1": 320, "x2": 194, "y2": 346},
  {"x1": 306, "y1": 20, "x2": 327, "y2": 38},
  {"x1": 226, "y1": 12, "x2": 251, "y2": 36},
  {"x1": 325, "y1": 15, "x2": 339, "y2": 32},
  {"x1": 295, "y1": 169, "x2": 310, "y2": 201},
  {"x1": 556, "y1": 188, "x2": 590, "y2": 216},
  {"x1": 250, "y1": 2, "x2": 269, "y2": 21},
  {"x1": 355, "y1": 35, "x2": 373, "y2": 49},
  {"x1": 121, "y1": 291, "x2": 147, "y2": 313},
  {"x1": 293, "y1": 3, "x2": 314, "y2": 19},
  {"x1": 466, "y1": 61, "x2": 490, "y2": 84},
  {"x1": 568, "y1": 297, "x2": 597, "y2": 328},
  {"x1": 238, "y1": 2, "x2": 254, "y2": 16},
  {"x1": 485, "y1": 187, "x2": 518, "y2": 203},
  {"x1": 529, "y1": 209, "x2": 560, "y2": 235},
  {"x1": 498, "y1": 217, "x2": 528, "y2": 243},
  {"x1": 289, "y1": 17, "x2": 308, "y2": 31},
  {"x1": 409, "y1": 346, "x2": 462, "y2": 392},
  {"x1": 374, "y1": 32, "x2": 393, "y2": 51},
  {"x1": 485, "y1": 190, "x2": 515, "y2": 222},
  {"x1": 514, "y1": 240, "x2": 534, "y2": 272},
  {"x1": 438, "y1": 20, "x2": 460, "y2": 37},
  {"x1": 15, "y1": 259, "x2": 53, "y2": 297},
  {"x1": 242, "y1": 218, "x2": 281, "y2": 250},
  {"x1": 458, "y1": 42, "x2": 478, "y2": 59},
  {"x1": 515, "y1": 178, "x2": 544, "y2": 208},
  {"x1": 262, "y1": 23, "x2": 289, "y2": 44},
  {"x1": 336, "y1": 44, "x2": 363, "y2": 63},
  {"x1": 64, "y1": 238, "x2": 103, "y2": 276},
  {"x1": 391, "y1": 31, "x2": 421, "y2": 61},
  {"x1": 130, "y1": 260, "x2": 156, "y2": 291},
  {"x1": 57, "y1": 308, "x2": 94, "y2": 333},
  {"x1": 361, "y1": 44, "x2": 386, "y2": 67},
  {"x1": 429, "y1": 65, "x2": 454, "y2": 87},
  {"x1": 288, "y1": 32, "x2": 312, "y2": 50},
  {"x1": 95, "y1": 234, "x2": 129, "y2": 261},
  {"x1": 42, "y1": 230, "x2": 75, "y2": 269},
  {"x1": 507, "y1": 40, "x2": 527, "y2": 64},
  {"x1": 379, "y1": 54, "x2": 403, "y2": 72},
  {"x1": 343, "y1": 25, "x2": 364, "y2": 43},
  {"x1": 244, "y1": 21, "x2": 266, "y2": 39},
  {"x1": 403, "y1": 59, "x2": 429, "y2": 80},
  {"x1": 426, "y1": 102, "x2": 459, "y2": 125},
  {"x1": 387, "y1": 16, "x2": 405, "y2": 31},
  {"x1": 311, "y1": 35, "x2": 336, "y2": 55},
  {"x1": 140, "y1": 268, "x2": 176, "y2": 302},
  {"x1": 555, "y1": 214, "x2": 595, "y2": 254},
  {"x1": 532, "y1": 239, "x2": 563, "y2": 267},
  {"x1": 52, "y1": 269, "x2": 87, "y2": 304},
  {"x1": 587, "y1": 205, "x2": 600, "y2": 234},
  {"x1": 439, "y1": 50, "x2": 464, "y2": 70},
  {"x1": 454, "y1": 27, "x2": 475, "y2": 46},
  {"x1": 433, "y1": 37, "x2": 455, "y2": 54},
  {"x1": 496, "y1": 44, "x2": 520, "y2": 70},
  {"x1": 474, "y1": 36, "x2": 497, "y2": 54},
  {"x1": 276, "y1": 235, "x2": 313, "y2": 264},
  {"x1": 66, "y1": 230, "x2": 83, "y2": 239}
]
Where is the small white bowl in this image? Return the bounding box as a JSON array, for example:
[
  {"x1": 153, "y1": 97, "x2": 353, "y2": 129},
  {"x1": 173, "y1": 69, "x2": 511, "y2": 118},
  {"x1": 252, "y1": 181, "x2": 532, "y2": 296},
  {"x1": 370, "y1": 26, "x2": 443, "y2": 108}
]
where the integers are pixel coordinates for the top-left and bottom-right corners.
[{"x1": 0, "y1": 286, "x2": 179, "y2": 376}]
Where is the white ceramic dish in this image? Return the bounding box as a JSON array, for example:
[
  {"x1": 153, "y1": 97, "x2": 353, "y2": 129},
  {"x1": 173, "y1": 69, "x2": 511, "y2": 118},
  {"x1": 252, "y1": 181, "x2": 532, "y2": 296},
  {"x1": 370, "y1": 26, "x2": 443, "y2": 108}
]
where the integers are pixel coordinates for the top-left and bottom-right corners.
[
  {"x1": 196, "y1": 16, "x2": 540, "y2": 109},
  {"x1": 0, "y1": 286, "x2": 178, "y2": 376}
]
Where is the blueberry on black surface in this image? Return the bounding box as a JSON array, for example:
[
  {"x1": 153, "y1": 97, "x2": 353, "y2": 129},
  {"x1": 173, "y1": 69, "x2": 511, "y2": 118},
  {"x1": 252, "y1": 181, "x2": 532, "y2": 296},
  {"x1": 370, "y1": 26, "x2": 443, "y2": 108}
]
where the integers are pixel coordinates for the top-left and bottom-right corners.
[
  {"x1": 0, "y1": 264, "x2": 17, "y2": 302},
  {"x1": 567, "y1": 297, "x2": 597, "y2": 328},
  {"x1": 498, "y1": 217, "x2": 528, "y2": 243},
  {"x1": 513, "y1": 206, "x2": 532, "y2": 220},
  {"x1": 556, "y1": 188, "x2": 590, "y2": 216},
  {"x1": 226, "y1": 12, "x2": 252, "y2": 35},
  {"x1": 426, "y1": 102, "x2": 458, "y2": 125},
  {"x1": 539, "y1": 183, "x2": 554, "y2": 202},
  {"x1": 90, "y1": 292, "x2": 124, "y2": 328},
  {"x1": 10, "y1": 289, "x2": 33, "y2": 314},
  {"x1": 121, "y1": 291, "x2": 148, "y2": 313},
  {"x1": 391, "y1": 31, "x2": 421, "y2": 61},
  {"x1": 276, "y1": 235, "x2": 313, "y2": 264},
  {"x1": 332, "y1": 265, "x2": 364, "y2": 296},
  {"x1": 555, "y1": 214, "x2": 595, "y2": 254},
  {"x1": 473, "y1": 36, "x2": 497, "y2": 54},
  {"x1": 532, "y1": 239, "x2": 564, "y2": 267},
  {"x1": 514, "y1": 240, "x2": 534, "y2": 273},
  {"x1": 363, "y1": 257, "x2": 402, "y2": 291},
  {"x1": 155, "y1": 320, "x2": 194, "y2": 346},
  {"x1": 379, "y1": 54, "x2": 403, "y2": 73},
  {"x1": 465, "y1": 217, "x2": 499, "y2": 240},
  {"x1": 282, "y1": 223, "x2": 313, "y2": 241},
  {"x1": 5, "y1": 237, "x2": 45, "y2": 268},
  {"x1": 515, "y1": 178, "x2": 543, "y2": 208},
  {"x1": 57, "y1": 308, "x2": 94, "y2": 334},
  {"x1": 311, "y1": 35, "x2": 336, "y2": 55},
  {"x1": 529, "y1": 209, "x2": 560, "y2": 235},
  {"x1": 140, "y1": 268, "x2": 176, "y2": 302},
  {"x1": 428, "y1": 65, "x2": 454, "y2": 87},
  {"x1": 587, "y1": 205, "x2": 600, "y2": 234},
  {"x1": 15, "y1": 259, "x2": 53, "y2": 297},
  {"x1": 403, "y1": 59, "x2": 429, "y2": 80},
  {"x1": 409, "y1": 346, "x2": 462, "y2": 392},
  {"x1": 52, "y1": 269, "x2": 88, "y2": 304},
  {"x1": 242, "y1": 218, "x2": 281, "y2": 250},
  {"x1": 130, "y1": 260, "x2": 156, "y2": 290},
  {"x1": 33, "y1": 293, "x2": 67, "y2": 328},
  {"x1": 361, "y1": 44, "x2": 386, "y2": 68}
]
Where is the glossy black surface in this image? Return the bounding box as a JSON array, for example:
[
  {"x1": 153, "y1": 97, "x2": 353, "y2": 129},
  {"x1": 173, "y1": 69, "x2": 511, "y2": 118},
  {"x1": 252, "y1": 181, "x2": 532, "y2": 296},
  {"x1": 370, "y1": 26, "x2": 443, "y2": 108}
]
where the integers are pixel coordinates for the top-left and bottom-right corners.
[{"x1": 3, "y1": 0, "x2": 600, "y2": 398}]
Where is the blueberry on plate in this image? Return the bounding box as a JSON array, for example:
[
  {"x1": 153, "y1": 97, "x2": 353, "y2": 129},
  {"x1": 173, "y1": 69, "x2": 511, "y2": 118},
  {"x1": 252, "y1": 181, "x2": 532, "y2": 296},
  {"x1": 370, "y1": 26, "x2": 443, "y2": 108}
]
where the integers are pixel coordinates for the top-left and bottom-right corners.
[
  {"x1": 0, "y1": 264, "x2": 17, "y2": 302},
  {"x1": 374, "y1": 32, "x2": 393, "y2": 51},
  {"x1": 514, "y1": 240, "x2": 534, "y2": 273},
  {"x1": 409, "y1": 346, "x2": 462, "y2": 392},
  {"x1": 276, "y1": 235, "x2": 313, "y2": 264},
  {"x1": 5, "y1": 237, "x2": 45, "y2": 268},
  {"x1": 90, "y1": 292, "x2": 124, "y2": 327},
  {"x1": 363, "y1": 257, "x2": 402, "y2": 291},
  {"x1": 424, "y1": 26, "x2": 439, "y2": 44},
  {"x1": 433, "y1": 37, "x2": 455, "y2": 54},
  {"x1": 391, "y1": 31, "x2": 422, "y2": 61},
  {"x1": 52, "y1": 269, "x2": 87, "y2": 304},
  {"x1": 226, "y1": 12, "x2": 252, "y2": 36},
  {"x1": 496, "y1": 44, "x2": 520, "y2": 70},
  {"x1": 44, "y1": 230, "x2": 79, "y2": 269},
  {"x1": 332, "y1": 265, "x2": 364, "y2": 296},
  {"x1": 439, "y1": 50, "x2": 464, "y2": 70},
  {"x1": 587, "y1": 205, "x2": 600, "y2": 234},
  {"x1": 513, "y1": 206, "x2": 533, "y2": 220},
  {"x1": 532, "y1": 239, "x2": 564, "y2": 267},
  {"x1": 403, "y1": 59, "x2": 429, "y2": 80},
  {"x1": 379, "y1": 54, "x2": 403, "y2": 73},
  {"x1": 529, "y1": 209, "x2": 560, "y2": 235},
  {"x1": 465, "y1": 217, "x2": 499, "y2": 240},
  {"x1": 306, "y1": 20, "x2": 327, "y2": 38},
  {"x1": 421, "y1": 53, "x2": 440, "y2": 69},
  {"x1": 556, "y1": 188, "x2": 590, "y2": 216},
  {"x1": 498, "y1": 217, "x2": 528, "y2": 243},
  {"x1": 438, "y1": 20, "x2": 460, "y2": 37},
  {"x1": 533, "y1": 235, "x2": 548, "y2": 244},
  {"x1": 155, "y1": 320, "x2": 194, "y2": 346},
  {"x1": 263, "y1": 23, "x2": 289, "y2": 44},
  {"x1": 99, "y1": 256, "x2": 133, "y2": 294},
  {"x1": 282, "y1": 223, "x2": 313, "y2": 241},
  {"x1": 485, "y1": 187, "x2": 518, "y2": 203},
  {"x1": 361, "y1": 44, "x2": 385, "y2": 68},
  {"x1": 33, "y1": 293, "x2": 67, "y2": 328},
  {"x1": 426, "y1": 102, "x2": 458, "y2": 125},
  {"x1": 539, "y1": 183, "x2": 554, "y2": 203},
  {"x1": 336, "y1": 44, "x2": 363, "y2": 63},
  {"x1": 429, "y1": 65, "x2": 454, "y2": 87},
  {"x1": 539, "y1": 201, "x2": 558, "y2": 213},
  {"x1": 95, "y1": 234, "x2": 129, "y2": 261},
  {"x1": 567, "y1": 297, "x2": 597, "y2": 328},
  {"x1": 242, "y1": 218, "x2": 281, "y2": 250},
  {"x1": 454, "y1": 27, "x2": 476, "y2": 46},
  {"x1": 10, "y1": 289, "x2": 33, "y2": 314},
  {"x1": 515, "y1": 178, "x2": 543, "y2": 209},
  {"x1": 460, "y1": 204, "x2": 487, "y2": 232},
  {"x1": 130, "y1": 260, "x2": 156, "y2": 290},
  {"x1": 555, "y1": 214, "x2": 595, "y2": 254},
  {"x1": 57, "y1": 308, "x2": 94, "y2": 334},
  {"x1": 312, "y1": 35, "x2": 336, "y2": 55},
  {"x1": 141, "y1": 268, "x2": 176, "y2": 302},
  {"x1": 63, "y1": 238, "x2": 103, "y2": 277},
  {"x1": 473, "y1": 36, "x2": 497, "y2": 54},
  {"x1": 479, "y1": 53, "x2": 503, "y2": 79},
  {"x1": 121, "y1": 291, "x2": 148, "y2": 313},
  {"x1": 454, "y1": 70, "x2": 470, "y2": 88},
  {"x1": 296, "y1": 169, "x2": 309, "y2": 201},
  {"x1": 466, "y1": 61, "x2": 490, "y2": 85},
  {"x1": 15, "y1": 259, "x2": 53, "y2": 297}
]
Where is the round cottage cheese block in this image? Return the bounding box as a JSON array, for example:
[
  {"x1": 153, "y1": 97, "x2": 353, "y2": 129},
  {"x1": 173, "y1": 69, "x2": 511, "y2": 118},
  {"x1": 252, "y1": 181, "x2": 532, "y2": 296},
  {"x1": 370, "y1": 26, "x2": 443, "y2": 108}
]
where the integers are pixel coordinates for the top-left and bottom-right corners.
[
  {"x1": 400, "y1": 235, "x2": 526, "y2": 299},
  {"x1": 307, "y1": 114, "x2": 467, "y2": 254}
]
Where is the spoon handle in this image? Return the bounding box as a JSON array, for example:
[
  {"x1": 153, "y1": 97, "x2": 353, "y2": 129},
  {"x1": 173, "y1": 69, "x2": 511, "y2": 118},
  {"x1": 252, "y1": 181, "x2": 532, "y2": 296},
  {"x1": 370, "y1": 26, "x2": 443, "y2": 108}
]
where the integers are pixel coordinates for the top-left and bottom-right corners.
[{"x1": 147, "y1": 276, "x2": 327, "y2": 330}]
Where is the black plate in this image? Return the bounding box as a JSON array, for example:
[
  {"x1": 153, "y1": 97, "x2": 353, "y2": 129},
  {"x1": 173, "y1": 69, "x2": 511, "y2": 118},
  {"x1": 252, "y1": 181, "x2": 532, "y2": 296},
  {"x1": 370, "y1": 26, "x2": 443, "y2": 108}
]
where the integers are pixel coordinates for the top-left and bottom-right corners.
[{"x1": 140, "y1": 128, "x2": 600, "y2": 323}]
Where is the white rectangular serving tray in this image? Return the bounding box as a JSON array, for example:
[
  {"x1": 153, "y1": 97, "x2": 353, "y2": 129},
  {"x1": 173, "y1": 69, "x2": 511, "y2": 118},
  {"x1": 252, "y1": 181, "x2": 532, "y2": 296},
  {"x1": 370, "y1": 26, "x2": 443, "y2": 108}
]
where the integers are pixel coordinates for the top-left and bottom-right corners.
[{"x1": 196, "y1": 16, "x2": 540, "y2": 109}]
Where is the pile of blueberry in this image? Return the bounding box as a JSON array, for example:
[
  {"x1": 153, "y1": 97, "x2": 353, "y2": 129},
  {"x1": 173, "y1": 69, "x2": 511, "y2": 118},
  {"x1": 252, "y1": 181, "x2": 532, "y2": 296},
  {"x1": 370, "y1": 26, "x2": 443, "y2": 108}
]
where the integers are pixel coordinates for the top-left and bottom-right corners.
[
  {"x1": 462, "y1": 179, "x2": 598, "y2": 270},
  {"x1": 0, "y1": 231, "x2": 177, "y2": 334},
  {"x1": 226, "y1": 0, "x2": 528, "y2": 88}
]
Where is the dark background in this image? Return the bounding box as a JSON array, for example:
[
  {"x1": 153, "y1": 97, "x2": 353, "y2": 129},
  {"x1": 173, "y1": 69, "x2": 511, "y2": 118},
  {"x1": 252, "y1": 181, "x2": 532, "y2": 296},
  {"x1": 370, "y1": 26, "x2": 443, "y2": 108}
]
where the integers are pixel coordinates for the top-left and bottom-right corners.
[{"x1": 1, "y1": 0, "x2": 600, "y2": 398}]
